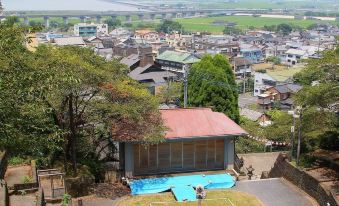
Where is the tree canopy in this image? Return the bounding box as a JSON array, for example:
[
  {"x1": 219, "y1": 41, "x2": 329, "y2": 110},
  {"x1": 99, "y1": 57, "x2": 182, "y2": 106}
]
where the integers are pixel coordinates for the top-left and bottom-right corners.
[
  {"x1": 187, "y1": 54, "x2": 240, "y2": 123},
  {"x1": 156, "y1": 20, "x2": 184, "y2": 33},
  {"x1": 0, "y1": 21, "x2": 165, "y2": 175}
]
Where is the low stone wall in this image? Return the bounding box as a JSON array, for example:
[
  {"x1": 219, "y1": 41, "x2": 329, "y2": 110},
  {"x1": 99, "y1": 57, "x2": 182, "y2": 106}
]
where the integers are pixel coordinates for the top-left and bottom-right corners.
[
  {"x1": 0, "y1": 151, "x2": 8, "y2": 179},
  {"x1": 269, "y1": 153, "x2": 337, "y2": 206}
]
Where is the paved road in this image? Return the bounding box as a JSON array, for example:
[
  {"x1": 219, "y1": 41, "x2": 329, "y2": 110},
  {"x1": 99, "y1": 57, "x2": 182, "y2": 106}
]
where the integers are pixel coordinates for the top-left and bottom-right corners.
[
  {"x1": 238, "y1": 152, "x2": 280, "y2": 180},
  {"x1": 234, "y1": 178, "x2": 317, "y2": 206}
]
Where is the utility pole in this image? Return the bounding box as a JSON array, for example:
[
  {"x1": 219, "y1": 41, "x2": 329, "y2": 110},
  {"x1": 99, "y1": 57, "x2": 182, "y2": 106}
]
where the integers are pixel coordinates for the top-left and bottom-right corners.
[
  {"x1": 183, "y1": 65, "x2": 188, "y2": 108},
  {"x1": 296, "y1": 109, "x2": 303, "y2": 167},
  {"x1": 243, "y1": 59, "x2": 246, "y2": 93}
]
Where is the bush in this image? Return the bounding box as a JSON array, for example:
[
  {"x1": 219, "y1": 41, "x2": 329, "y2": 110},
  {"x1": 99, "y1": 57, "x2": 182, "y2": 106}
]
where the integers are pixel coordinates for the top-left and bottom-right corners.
[
  {"x1": 8, "y1": 156, "x2": 26, "y2": 166},
  {"x1": 319, "y1": 131, "x2": 339, "y2": 151},
  {"x1": 61, "y1": 193, "x2": 71, "y2": 206}
]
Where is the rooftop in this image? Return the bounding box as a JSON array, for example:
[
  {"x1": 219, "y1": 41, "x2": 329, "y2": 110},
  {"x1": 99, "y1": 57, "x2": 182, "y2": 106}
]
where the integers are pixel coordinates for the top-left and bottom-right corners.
[
  {"x1": 160, "y1": 108, "x2": 247, "y2": 139},
  {"x1": 157, "y1": 50, "x2": 200, "y2": 64}
]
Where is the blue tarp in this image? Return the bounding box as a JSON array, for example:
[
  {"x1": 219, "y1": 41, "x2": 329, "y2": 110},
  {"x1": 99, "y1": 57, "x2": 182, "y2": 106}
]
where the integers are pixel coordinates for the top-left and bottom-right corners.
[
  {"x1": 130, "y1": 173, "x2": 235, "y2": 196},
  {"x1": 171, "y1": 185, "x2": 197, "y2": 202}
]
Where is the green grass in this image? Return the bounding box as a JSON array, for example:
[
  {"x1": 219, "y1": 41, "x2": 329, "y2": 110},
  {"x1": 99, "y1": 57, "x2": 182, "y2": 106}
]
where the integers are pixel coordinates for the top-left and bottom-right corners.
[
  {"x1": 117, "y1": 190, "x2": 263, "y2": 206},
  {"x1": 175, "y1": 16, "x2": 331, "y2": 33},
  {"x1": 198, "y1": 0, "x2": 338, "y2": 10}
]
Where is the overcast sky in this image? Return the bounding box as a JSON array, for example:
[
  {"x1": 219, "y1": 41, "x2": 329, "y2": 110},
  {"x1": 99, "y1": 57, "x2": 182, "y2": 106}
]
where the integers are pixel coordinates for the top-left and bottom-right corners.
[{"x1": 2, "y1": 0, "x2": 138, "y2": 11}]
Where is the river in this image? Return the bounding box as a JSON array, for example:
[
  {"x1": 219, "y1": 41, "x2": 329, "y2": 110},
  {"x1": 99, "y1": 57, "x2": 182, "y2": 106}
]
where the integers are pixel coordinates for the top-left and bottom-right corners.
[{"x1": 2, "y1": 0, "x2": 141, "y2": 11}]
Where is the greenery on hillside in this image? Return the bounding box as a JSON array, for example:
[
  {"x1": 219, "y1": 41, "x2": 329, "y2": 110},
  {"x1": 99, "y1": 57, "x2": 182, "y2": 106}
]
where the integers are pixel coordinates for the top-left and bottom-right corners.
[{"x1": 0, "y1": 19, "x2": 165, "y2": 177}]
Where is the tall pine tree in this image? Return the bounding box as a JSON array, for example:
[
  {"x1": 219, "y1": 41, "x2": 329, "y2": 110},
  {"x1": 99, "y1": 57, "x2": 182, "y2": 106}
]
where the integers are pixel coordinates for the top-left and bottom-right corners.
[{"x1": 187, "y1": 54, "x2": 240, "y2": 123}]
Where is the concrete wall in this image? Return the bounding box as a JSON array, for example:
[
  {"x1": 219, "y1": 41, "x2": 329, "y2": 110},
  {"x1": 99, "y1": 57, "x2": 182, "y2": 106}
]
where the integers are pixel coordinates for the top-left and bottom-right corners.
[{"x1": 269, "y1": 153, "x2": 337, "y2": 206}]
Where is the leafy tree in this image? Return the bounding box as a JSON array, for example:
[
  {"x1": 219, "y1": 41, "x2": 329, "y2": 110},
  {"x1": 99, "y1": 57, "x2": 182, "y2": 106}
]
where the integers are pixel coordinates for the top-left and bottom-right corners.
[
  {"x1": 293, "y1": 45, "x2": 338, "y2": 152},
  {"x1": 263, "y1": 25, "x2": 277, "y2": 32},
  {"x1": 0, "y1": 22, "x2": 165, "y2": 176},
  {"x1": 156, "y1": 81, "x2": 183, "y2": 105},
  {"x1": 266, "y1": 56, "x2": 281, "y2": 65},
  {"x1": 277, "y1": 23, "x2": 292, "y2": 36},
  {"x1": 156, "y1": 20, "x2": 184, "y2": 34},
  {"x1": 223, "y1": 26, "x2": 243, "y2": 35},
  {"x1": 104, "y1": 17, "x2": 122, "y2": 29},
  {"x1": 187, "y1": 54, "x2": 240, "y2": 123}
]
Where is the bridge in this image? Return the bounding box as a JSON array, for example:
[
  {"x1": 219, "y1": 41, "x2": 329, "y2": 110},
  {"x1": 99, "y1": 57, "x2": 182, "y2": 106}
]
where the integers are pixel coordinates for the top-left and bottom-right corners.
[
  {"x1": 0, "y1": 7, "x2": 334, "y2": 28},
  {"x1": 0, "y1": 8, "x2": 289, "y2": 27}
]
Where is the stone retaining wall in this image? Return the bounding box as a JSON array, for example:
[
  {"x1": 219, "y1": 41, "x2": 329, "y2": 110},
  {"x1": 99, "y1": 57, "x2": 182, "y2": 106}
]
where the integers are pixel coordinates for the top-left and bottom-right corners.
[{"x1": 269, "y1": 153, "x2": 337, "y2": 206}]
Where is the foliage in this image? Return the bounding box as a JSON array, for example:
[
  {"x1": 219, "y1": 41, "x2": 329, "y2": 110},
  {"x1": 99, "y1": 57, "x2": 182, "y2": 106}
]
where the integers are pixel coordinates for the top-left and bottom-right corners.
[
  {"x1": 187, "y1": 54, "x2": 240, "y2": 123},
  {"x1": 156, "y1": 20, "x2": 184, "y2": 33},
  {"x1": 266, "y1": 56, "x2": 281, "y2": 65},
  {"x1": 61, "y1": 194, "x2": 71, "y2": 206},
  {"x1": 223, "y1": 26, "x2": 243, "y2": 35},
  {"x1": 235, "y1": 136, "x2": 265, "y2": 154},
  {"x1": 9, "y1": 157, "x2": 27, "y2": 166},
  {"x1": 22, "y1": 175, "x2": 33, "y2": 184},
  {"x1": 293, "y1": 45, "x2": 339, "y2": 153},
  {"x1": 104, "y1": 17, "x2": 122, "y2": 29},
  {"x1": 0, "y1": 22, "x2": 165, "y2": 177},
  {"x1": 156, "y1": 81, "x2": 183, "y2": 105},
  {"x1": 318, "y1": 131, "x2": 339, "y2": 151},
  {"x1": 276, "y1": 23, "x2": 293, "y2": 36}
]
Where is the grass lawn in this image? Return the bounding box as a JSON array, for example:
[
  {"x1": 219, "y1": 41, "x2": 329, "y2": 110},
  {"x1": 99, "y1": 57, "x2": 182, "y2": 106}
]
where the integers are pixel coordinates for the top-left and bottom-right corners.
[
  {"x1": 175, "y1": 16, "x2": 330, "y2": 33},
  {"x1": 197, "y1": 0, "x2": 337, "y2": 10},
  {"x1": 117, "y1": 190, "x2": 263, "y2": 206}
]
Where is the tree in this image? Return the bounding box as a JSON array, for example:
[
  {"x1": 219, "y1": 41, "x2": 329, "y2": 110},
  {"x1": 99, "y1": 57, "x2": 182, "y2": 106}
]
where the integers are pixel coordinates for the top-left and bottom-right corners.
[
  {"x1": 277, "y1": 23, "x2": 292, "y2": 36},
  {"x1": 156, "y1": 81, "x2": 183, "y2": 105},
  {"x1": 0, "y1": 22, "x2": 165, "y2": 176},
  {"x1": 223, "y1": 26, "x2": 243, "y2": 35},
  {"x1": 266, "y1": 56, "x2": 281, "y2": 65},
  {"x1": 187, "y1": 54, "x2": 240, "y2": 123},
  {"x1": 104, "y1": 17, "x2": 122, "y2": 29},
  {"x1": 156, "y1": 20, "x2": 183, "y2": 34}
]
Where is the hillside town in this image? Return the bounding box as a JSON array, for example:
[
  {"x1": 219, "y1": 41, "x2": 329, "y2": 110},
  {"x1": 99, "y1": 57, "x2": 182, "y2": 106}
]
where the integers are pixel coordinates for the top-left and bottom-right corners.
[{"x1": 0, "y1": 0, "x2": 338, "y2": 206}]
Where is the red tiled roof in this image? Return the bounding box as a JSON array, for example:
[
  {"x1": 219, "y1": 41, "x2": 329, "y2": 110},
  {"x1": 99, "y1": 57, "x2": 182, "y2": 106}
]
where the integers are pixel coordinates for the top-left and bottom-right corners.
[{"x1": 160, "y1": 108, "x2": 247, "y2": 139}]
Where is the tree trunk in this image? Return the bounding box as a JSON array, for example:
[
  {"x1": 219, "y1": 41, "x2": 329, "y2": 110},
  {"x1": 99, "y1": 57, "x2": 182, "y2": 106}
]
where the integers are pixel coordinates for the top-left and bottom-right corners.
[{"x1": 69, "y1": 93, "x2": 77, "y2": 175}]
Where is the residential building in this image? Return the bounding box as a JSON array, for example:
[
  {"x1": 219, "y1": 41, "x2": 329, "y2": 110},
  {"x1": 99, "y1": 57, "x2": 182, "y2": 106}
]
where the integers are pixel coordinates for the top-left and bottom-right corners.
[
  {"x1": 253, "y1": 67, "x2": 303, "y2": 96},
  {"x1": 156, "y1": 50, "x2": 201, "y2": 73},
  {"x1": 240, "y1": 44, "x2": 263, "y2": 63},
  {"x1": 74, "y1": 23, "x2": 108, "y2": 37},
  {"x1": 120, "y1": 108, "x2": 247, "y2": 177},
  {"x1": 230, "y1": 57, "x2": 252, "y2": 78}
]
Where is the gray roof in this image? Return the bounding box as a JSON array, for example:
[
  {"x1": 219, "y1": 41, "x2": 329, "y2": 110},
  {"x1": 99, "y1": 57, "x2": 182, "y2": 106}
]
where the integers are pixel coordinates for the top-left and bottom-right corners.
[
  {"x1": 54, "y1": 37, "x2": 85, "y2": 46},
  {"x1": 240, "y1": 108, "x2": 263, "y2": 121},
  {"x1": 129, "y1": 64, "x2": 177, "y2": 84},
  {"x1": 286, "y1": 83, "x2": 302, "y2": 93},
  {"x1": 275, "y1": 84, "x2": 290, "y2": 94},
  {"x1": 120, "y1": 54, "x2": 140, "y2": 68}
]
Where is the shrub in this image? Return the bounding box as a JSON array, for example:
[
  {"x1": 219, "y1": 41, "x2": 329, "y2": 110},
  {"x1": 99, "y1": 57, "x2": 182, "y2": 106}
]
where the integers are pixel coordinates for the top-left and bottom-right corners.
[
  {"x1": 61, "y1": 193, "x2": 71, "y2": 206},
  {"x1": 9, "y1": 156, "x2": 26, "y2": 166}
]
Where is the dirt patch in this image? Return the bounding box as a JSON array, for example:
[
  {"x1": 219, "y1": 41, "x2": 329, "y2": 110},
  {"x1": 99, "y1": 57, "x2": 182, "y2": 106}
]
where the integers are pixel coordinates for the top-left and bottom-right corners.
[
  {"x1": 89, "y1": 183, "x2": 130, "y2": 200},
  {"x1": 5, "y1": 165, "x2": 32, "y2": 187}
]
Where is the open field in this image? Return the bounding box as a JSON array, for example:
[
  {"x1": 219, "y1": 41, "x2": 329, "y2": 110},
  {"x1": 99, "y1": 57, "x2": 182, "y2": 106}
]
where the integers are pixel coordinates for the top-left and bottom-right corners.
[
  {"x1": 175, "y1": 16, "x2": 334, "y2": 33},
  {"x1": 197, "y1": 0, "x2": 338, "y2": 10},
  {"x1": 117, "y1": 190, "x2": 264, "y2": 206},
  {"x1": 18, "y1": 14, "x2": 337, "y2": 34}
]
